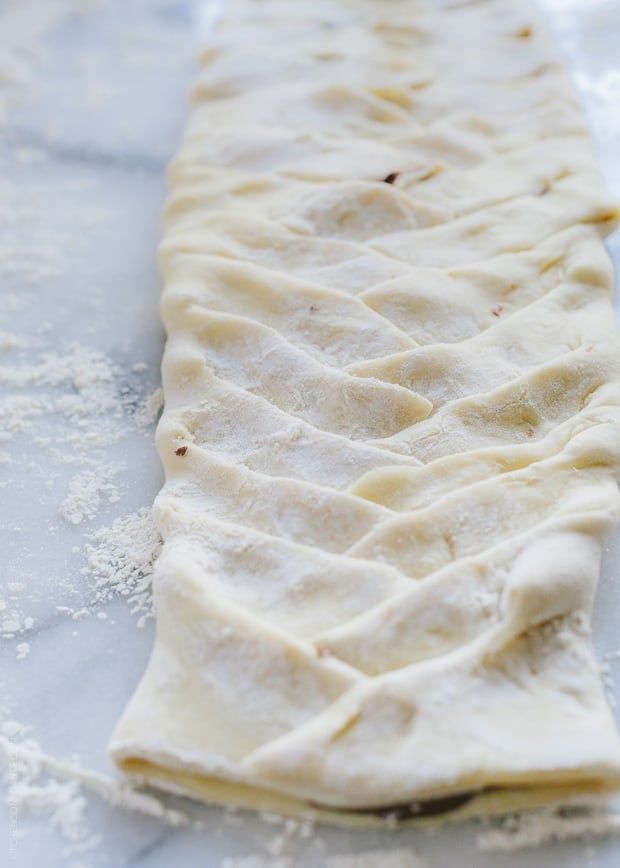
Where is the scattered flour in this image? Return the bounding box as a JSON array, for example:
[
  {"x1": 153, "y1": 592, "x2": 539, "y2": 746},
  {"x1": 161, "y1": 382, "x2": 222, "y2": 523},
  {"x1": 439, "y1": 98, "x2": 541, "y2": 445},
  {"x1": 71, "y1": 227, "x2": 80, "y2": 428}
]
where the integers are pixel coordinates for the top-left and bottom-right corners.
[
  {"x1": 264, "y1": 816, "x2": 313, "y2": 858},
  {"x1": 15, "y1": 642, "x2": 30, "y2": 661},
  {"x1": 0, "y1": 341, "x2": 164, "y2": 452},
  {"x1": 477, "y1": 801, "x2": 620, "y2": 852},
  {"x1": 0, "y1": 602, "x2": 35, "y2": 638},
  {"x1": 0, "y1": 344, "x2": 123, "y2": 454},
  {"x1": 0, "y1": 336, "x2": 162, "y2": 623},
  {"x1": 0, "y1": 394, "x2": 44, "y2": 439},
  {"x1": 83, "y1": 507, "x2": 162, "y2": 626},
  {"x1": 0, "y1": 721, "x2": 190, "y2": 866},
  {"x1": 1, "y1": 728, "x2": 100, "y2": 863},
  {"x1": 0, "y1": 0, "x2": 212, "y2": 863},
  {"x1": 0, "y1": 331, "x2": 22, "y2": 350},
  {"x1": 135, "y1": 385, "x2": 164, "y2": 427},
  {"x1": 60, "y1": 464, "x2": 122, "y2": 525}
]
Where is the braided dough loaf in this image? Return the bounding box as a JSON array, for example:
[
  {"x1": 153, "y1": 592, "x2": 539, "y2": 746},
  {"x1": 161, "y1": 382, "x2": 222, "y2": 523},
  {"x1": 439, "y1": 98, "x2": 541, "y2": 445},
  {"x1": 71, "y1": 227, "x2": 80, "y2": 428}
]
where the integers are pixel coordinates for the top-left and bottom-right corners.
[{"x1": 111, "y1": 0, "x2": 620, "y2": 823}]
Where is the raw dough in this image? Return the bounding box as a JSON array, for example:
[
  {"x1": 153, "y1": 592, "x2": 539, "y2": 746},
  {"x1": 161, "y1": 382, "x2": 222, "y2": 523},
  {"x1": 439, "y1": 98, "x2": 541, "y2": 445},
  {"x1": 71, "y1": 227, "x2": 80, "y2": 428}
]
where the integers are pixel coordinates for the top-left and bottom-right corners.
[{"x1": 110, "y1": 0, "x2": 620, "y2": 822}]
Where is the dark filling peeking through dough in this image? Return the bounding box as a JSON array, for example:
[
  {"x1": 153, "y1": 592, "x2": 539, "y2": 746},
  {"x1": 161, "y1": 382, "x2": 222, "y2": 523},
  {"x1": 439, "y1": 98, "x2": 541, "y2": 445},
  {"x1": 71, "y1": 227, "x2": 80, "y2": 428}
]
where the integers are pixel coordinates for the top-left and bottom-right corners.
[{"x1": 315, "y1": 790, "x2": 480, "y2": 820}]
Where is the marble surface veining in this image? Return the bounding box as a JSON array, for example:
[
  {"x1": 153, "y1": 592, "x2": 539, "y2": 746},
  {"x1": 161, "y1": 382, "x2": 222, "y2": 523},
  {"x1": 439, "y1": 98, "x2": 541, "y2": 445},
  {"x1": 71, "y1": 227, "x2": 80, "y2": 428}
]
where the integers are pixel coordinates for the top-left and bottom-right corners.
[{"x1": 0, "y1": 1, "x2": 620, "y2": 866}]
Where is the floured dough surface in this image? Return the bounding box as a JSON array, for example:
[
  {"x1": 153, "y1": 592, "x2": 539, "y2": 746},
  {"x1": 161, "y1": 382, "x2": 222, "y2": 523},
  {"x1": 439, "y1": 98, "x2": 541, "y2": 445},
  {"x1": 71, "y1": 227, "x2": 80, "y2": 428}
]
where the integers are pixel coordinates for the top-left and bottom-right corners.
[{"x1": 110, "y1": 0, "x2": 620, "y2": 822}]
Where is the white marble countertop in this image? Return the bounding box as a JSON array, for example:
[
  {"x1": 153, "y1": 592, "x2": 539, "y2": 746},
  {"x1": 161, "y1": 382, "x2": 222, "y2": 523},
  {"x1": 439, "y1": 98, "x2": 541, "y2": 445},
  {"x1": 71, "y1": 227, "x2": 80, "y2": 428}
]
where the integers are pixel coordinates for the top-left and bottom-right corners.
[{"x1": 1, "y1": 1, "x2": 620, "y2": 866}]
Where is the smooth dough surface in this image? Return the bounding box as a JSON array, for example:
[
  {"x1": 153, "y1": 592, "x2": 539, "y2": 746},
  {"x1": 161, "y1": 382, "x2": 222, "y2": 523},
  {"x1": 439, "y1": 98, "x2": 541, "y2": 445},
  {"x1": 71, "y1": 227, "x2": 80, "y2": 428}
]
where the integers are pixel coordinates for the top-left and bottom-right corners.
[{"x1": 111, "y1": 0, "x2": 620, "y2": 823}]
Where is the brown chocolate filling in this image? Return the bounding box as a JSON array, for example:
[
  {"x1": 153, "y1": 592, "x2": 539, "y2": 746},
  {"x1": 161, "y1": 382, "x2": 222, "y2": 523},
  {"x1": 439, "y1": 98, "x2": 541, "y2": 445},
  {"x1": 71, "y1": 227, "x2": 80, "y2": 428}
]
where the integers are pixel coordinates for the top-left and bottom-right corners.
[{"x1": 315, "y1": 790, "x2": 479, "y2": 821}]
